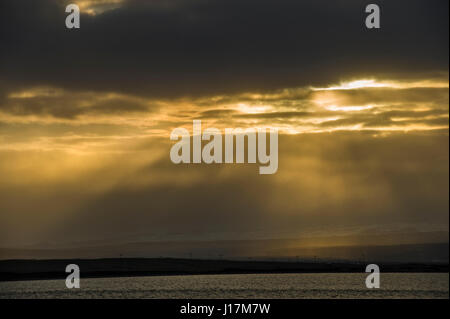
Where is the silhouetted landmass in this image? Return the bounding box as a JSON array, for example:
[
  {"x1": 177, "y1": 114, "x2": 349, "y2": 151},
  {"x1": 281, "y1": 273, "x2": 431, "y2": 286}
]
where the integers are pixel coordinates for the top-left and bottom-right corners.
[
  {"x1": 1, "y1": 239, "x2": 448, "y2": 262},
  {"x1": 0, "y1": 258, "x2": 448, "y2": 282}
]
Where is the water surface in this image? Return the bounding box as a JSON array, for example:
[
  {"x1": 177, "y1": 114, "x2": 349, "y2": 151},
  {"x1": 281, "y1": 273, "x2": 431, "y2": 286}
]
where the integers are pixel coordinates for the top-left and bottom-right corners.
[{"x1": 0, "y1": 273, "x2": 448, "y2": 299}]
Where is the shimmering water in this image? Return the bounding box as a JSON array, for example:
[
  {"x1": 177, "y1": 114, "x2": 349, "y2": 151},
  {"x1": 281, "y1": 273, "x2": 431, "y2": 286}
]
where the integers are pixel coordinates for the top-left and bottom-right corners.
[{"x1": 0, "y1": 273, "x2": 448, "y2": 299}]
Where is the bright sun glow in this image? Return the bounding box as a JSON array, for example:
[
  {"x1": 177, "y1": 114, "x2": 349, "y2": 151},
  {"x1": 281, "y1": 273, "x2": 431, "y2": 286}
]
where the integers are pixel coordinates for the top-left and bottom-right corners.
[
  {"x1": 313, "y1": 78, "x2": 449, "y2": 91},
  {"x1": 325, "y1": 105, "x2": 375, "y2": 112},
  {"x1": 236, "y1": 103, "x2": 273, "y2": 114},
  {"x1": 313, "y1": 79, "x2": 390, "y2": 91}
]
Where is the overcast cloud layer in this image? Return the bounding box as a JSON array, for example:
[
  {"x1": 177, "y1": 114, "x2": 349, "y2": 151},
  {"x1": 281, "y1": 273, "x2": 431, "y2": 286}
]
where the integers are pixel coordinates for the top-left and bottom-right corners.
[
  {"x1": 0, "y1": 0, "x2": 448, "y2": 253},
  {"x1": 0, "y1": 0, "x2": 448, "y2": 98}
]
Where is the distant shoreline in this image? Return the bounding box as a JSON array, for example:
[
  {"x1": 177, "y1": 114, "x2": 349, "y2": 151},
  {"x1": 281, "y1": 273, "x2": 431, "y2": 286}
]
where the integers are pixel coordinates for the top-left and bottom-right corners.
[{"x1": 0, "y1": 258, "x2": 448, "y2": 282}]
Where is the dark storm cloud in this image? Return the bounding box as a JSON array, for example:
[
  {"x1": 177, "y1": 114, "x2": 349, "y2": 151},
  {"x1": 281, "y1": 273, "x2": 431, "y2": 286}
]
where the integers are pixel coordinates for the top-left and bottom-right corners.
[
  {"x1": 0, "y1": 0, "x2": 448, "y2": 99},
  {"x1": 2, "y1": 93, "x2": 152, "y2": 119}
]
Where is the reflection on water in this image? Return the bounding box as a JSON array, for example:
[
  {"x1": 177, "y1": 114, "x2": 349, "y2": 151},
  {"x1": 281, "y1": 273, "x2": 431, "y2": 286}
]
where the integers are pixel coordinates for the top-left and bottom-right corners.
[{"x1": 0, "y1": 273, "x2": 448, "y2": 299}]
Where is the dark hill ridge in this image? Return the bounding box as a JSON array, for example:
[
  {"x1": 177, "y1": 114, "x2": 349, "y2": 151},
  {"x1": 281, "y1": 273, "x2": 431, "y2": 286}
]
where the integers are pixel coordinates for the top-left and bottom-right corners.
[
  {"x1": 0, "y1": 258, "x2": 448, "y2": 282},
  {"x1": 1, "y1": 237, "x2": 448, "y2": 262}
]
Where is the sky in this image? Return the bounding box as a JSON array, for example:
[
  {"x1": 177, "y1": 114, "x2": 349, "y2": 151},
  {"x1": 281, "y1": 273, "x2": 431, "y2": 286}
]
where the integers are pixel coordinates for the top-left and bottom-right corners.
[{"x1": 0, "y1": 0, "x2": 448, "y2": 256}]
